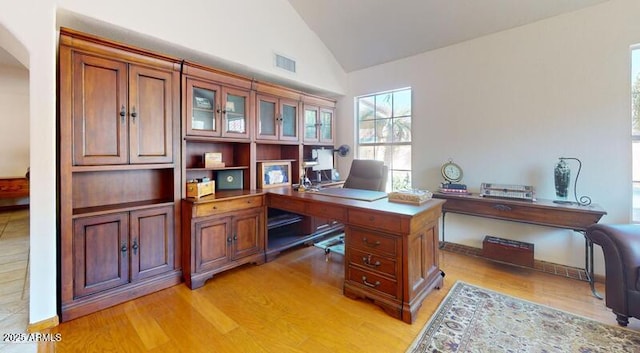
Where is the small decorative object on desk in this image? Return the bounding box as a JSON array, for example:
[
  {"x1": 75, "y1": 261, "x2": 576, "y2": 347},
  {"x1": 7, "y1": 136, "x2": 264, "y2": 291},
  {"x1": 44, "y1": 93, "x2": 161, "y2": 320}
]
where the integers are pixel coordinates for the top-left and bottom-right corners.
[
  {"x1": 388, "y1": 189, "x2": 433, "y2": 205},
  {"x1": 439, "y1": 182, "x2": 470, "y2": 194}
]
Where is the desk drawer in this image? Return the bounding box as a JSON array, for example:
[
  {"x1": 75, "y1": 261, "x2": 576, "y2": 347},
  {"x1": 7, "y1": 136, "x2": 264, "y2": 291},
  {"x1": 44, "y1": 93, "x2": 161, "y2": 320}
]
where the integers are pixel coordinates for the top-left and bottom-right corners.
[
  {"x1": 347, "y1": 227, "x2": 398, "y2": 257},
  {"x1": 348, "y1": 248, "x2": 397, "y2": 278},
  {"x1": 195, "y1": 196, "x2": 263, "y2": 217},
  {"x1": 347, "y1": 266, "x2": 399, "y2": 299},
  {"x1": 442, "y1": 197, "x2": 601, "y2": 230},
  {"x1": 306, "y1": 203, "x2": 346, "y2": 222},
  {"x1": 268, "y1": 195, "x2": 306, "y2": 214},
  {"x1": 348, "y1": 209, "x2": 398, "y2": 233}
]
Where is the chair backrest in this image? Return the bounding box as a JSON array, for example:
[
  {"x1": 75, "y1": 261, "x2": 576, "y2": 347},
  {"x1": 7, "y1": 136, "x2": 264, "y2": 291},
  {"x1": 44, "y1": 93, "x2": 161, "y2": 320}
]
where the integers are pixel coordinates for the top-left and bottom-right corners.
[{"x1": 343, "y1": 159, "x2": 387, "y2": 192}]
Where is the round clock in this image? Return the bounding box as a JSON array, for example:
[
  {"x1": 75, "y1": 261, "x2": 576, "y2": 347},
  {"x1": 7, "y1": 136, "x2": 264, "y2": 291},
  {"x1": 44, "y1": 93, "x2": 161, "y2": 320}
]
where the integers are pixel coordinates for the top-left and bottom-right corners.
[{"x1": 441, "y1": 160, "x2": 463, "y2": 183}]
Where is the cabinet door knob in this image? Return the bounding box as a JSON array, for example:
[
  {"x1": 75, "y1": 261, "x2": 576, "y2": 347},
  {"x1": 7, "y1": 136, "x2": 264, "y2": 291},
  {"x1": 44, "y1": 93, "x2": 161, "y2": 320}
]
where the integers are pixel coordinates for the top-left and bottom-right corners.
[
  {"x1": 227, "y1": 237, "x2": 232, "y2": 243},
  {"x1": 120, "y1": 105, "x2": 126, "y2": 123},
  {"x1": 131, "y1": 106, "x2": 137, "y2": 121},
  {"x1": 132, "y1": 238, "x2": 138, "y2": 255},
  {"x1": 121, "y1": 243, "x2": 128, "y2": 253}
]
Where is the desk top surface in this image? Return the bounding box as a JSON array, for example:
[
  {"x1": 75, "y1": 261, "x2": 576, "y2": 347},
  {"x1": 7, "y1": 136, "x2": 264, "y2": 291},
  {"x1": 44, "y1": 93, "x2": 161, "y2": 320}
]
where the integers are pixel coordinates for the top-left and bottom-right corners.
[{"x1": 269, "y1": 187, "x2": 445, "y2": 217}]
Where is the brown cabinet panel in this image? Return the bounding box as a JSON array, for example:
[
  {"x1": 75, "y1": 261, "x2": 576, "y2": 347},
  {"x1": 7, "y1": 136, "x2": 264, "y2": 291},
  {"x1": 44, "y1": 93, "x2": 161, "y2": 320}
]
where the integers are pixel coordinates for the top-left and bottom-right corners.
[
  {"x1": 73, "y1": 213, "x2": 129, "y2": 298},
  {"x1": 231, "y1": 208, "x2": 264, "y2": 260},
  {"x1": 130, "y1": 206, "x2": 175, "y2": 281},
  {"x1": 195, "y1": 217, "x2": 231, "y2": 273},
  {"x1": 72, "y1": 53, "x2": 128, "y2": 165},
  {"x1": 129, "y1": 65, "x2": 174, "y2": 163}
]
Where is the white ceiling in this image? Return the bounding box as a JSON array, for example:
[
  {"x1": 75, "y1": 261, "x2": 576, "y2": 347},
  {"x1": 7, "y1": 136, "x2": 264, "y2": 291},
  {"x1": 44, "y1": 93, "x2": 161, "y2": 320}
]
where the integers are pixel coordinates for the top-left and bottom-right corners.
[{"x1": 287, "y1": 0, "x2": 609, "y2": 72}]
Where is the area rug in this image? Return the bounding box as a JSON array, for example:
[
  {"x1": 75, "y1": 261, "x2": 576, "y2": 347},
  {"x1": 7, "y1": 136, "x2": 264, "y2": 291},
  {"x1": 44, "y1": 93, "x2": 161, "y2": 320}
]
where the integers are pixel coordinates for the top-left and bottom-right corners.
[{"x1": 406, "y1": 281, "x2": 640, "y2": 352}]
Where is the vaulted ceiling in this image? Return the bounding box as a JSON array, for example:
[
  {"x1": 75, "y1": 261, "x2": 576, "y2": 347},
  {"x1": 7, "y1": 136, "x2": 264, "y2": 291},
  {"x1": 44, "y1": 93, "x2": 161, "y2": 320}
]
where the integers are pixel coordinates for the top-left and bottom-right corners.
[{"x1": 287, "y1": 0, "x2": 609, "y2": 72}]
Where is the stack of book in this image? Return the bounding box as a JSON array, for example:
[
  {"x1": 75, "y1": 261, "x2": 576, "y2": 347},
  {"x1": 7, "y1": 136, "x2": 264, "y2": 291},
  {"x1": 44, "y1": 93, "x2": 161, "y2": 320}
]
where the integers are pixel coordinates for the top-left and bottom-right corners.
[{"x1": 439, "y1": 183, "x2": 470, "y2": 194}]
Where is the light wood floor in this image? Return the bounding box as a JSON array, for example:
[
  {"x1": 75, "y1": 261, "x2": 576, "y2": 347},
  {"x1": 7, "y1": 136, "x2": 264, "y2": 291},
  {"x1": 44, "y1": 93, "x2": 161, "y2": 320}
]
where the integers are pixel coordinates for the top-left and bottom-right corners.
[
  {"x1": 35, "y1": 240, "x2": 638, "y2": 353},
  {"x1": 0, "y1": 209, "x2": 33, "y2": 353}
]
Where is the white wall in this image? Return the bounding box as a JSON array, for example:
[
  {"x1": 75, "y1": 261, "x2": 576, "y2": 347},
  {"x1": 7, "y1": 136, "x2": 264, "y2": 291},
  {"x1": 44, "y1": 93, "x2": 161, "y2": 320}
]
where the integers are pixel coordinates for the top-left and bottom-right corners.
[
  {"x1": 340, "y1": 0, "x2": 640, "y2": 275},
  {"x1": 1, "y1": 0, "x2": 346, "y2": 325},
  {"x1": 56, "y1": 0, "x2": 346, "y2": 96},
  {"x1": 0, "y1": 65, "x2": 29, "y2": 176}
]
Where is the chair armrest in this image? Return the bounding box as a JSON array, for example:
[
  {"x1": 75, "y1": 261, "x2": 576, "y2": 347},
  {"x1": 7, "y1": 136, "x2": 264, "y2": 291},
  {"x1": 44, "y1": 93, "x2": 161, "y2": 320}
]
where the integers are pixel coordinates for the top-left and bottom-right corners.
[{"x1": 586, "y1": 224, "x2": 640, "y2": 291}]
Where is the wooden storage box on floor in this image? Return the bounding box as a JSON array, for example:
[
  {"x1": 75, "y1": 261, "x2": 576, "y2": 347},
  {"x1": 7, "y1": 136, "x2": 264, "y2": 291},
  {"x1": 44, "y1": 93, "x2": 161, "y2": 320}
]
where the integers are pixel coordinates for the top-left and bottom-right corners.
[{"x1": 482, "y1": 236, "x2": 534, "y2": 268}]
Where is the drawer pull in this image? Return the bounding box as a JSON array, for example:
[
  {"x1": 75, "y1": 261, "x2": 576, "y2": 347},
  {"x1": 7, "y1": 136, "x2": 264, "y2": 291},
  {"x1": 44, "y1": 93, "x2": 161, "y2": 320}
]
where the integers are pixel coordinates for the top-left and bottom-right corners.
[
  {"x1": 362, "y1": 255, "x2": 381, "y2": 267},
  {"x1": 212, "y1": 206, "x2": 218, "y2": 210},
  {"x1": 493, "y1": 204, "x2": 512, "y2": 211},
  {"x1": 362, "y1": 237, "x2": 381, "y2": 247},
  {"x1": 362, "y1": 276, "x2": 380, "y2": 288}
]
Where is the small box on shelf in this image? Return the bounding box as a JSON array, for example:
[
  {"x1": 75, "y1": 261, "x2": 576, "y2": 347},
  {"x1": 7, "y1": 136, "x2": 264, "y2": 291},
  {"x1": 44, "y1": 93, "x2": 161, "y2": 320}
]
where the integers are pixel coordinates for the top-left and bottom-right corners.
[
  {"x1": 186, "y1": 179, "x2": 215, "y2": 198},
  {"x1": 204, "y1": 152, "x2": 225, "y2": 169}
]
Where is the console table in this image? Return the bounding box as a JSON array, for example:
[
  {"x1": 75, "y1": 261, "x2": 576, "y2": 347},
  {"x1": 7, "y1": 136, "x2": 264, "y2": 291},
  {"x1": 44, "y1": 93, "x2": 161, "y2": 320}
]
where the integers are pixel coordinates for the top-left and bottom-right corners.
[{"x1": 433, "y1": 192, "x2": 607, "y2": 297}]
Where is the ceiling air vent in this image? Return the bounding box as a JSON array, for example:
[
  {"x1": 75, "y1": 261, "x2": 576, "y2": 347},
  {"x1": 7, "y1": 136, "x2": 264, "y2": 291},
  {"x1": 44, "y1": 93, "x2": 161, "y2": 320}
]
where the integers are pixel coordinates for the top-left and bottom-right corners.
[{"x1": 275, "y1": 53, "x2": 296, "y2": 73}]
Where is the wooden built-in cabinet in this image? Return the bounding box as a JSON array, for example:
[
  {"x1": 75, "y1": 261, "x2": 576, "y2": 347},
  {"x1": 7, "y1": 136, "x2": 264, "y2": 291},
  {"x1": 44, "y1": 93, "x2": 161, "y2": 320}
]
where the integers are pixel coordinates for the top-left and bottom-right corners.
[
  {"x1": 72, "y1": 206, "x2": 175, "y2": 297},
  {"x1": 256, "y1": 94, "x2": 299, "y2": 142},
  {"x1": 182, "y1": 192, "x2": 265, "y2": 289},
  {"x1": 303, "y1": 99, "x2": 335, "y2": 145},
  {"x1": 181, "y1": 62, "x2": 254, "y2": 193},
  {"x1": 70, "y1": 52, "x2": 174, "y2": 165},
  {"x1": 58, "y1": 28, "x2": 340, "y2": 321},
  {"x1": 58, "y1": 28, "x2": 182, "y2": 321}
]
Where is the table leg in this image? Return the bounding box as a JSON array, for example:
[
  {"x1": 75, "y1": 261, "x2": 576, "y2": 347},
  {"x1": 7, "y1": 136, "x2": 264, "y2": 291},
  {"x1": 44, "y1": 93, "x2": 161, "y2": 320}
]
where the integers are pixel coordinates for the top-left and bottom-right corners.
[
  {"x1": 439, "y1": 212, "x2": 446, "y2": 249},
  {"x1": 582, "y1": 233, "x2": 602, "y2": 299}
]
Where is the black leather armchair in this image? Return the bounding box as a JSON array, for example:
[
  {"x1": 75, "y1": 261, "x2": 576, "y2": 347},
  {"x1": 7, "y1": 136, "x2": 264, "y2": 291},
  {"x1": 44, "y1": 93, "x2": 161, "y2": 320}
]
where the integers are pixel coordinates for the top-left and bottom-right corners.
[
  {"x1": 342, "y1": 159, "x2": 388, "y2": 192},
  {"x1": 585, "y1": 224, "x2": 640, "y2": 326}
]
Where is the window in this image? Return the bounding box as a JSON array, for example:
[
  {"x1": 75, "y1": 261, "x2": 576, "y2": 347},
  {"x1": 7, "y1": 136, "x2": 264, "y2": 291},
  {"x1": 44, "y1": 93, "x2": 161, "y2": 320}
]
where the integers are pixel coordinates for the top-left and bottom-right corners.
[
  {"x1": 632, "y1": 49, "x2": 640, "y2": 222},
  {"x1": 356, "y1": 88, "x2": 412, "y2": 191}
]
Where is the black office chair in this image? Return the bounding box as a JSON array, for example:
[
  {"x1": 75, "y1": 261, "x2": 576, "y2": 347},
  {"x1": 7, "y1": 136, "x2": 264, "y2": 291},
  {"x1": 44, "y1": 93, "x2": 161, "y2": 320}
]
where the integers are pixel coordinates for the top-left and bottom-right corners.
[{"x1": 343, "y1": 159, "x2": 388, "y2": 192}]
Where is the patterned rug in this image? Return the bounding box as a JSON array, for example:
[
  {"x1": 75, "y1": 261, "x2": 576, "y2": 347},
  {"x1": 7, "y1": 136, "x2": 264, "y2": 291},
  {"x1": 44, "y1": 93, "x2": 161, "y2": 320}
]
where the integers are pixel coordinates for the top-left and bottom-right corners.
[{"x1": 406, "y1": 281, "x2": 640, "y2": 353}]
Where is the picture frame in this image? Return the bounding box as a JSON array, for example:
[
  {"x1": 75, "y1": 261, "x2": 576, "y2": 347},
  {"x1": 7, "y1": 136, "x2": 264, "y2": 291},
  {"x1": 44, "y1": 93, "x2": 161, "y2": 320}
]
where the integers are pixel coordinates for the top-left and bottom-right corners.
[{"x1": 257, "y1": 161, "x2": 291, "y2": 189}]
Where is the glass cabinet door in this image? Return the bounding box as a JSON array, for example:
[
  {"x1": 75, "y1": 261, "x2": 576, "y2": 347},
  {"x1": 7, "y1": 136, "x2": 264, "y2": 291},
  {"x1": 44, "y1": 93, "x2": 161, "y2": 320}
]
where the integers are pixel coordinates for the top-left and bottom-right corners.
[
  {"x1": 280, "y1": 99, "x2": 298, "y2": 141},
  {"x1": 186, "y1": 79, "x2": 221, "y2": 137},
  {"x1": 221, "y1": 87, "x2": 250, "y2": 139},
  {"x1": 304, "y1": 106, "x2": 319, "y2": 142},
  {"x1": 257, "y1": 95, "x2": 278, "y2": 140},
  {"x1": 319, "y1": 108, "x2": 334, "y2": 143}
]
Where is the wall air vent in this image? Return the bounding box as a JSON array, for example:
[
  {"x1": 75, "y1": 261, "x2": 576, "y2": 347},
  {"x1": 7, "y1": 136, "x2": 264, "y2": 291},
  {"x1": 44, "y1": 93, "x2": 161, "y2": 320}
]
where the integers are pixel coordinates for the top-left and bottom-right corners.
[{"x1": 274, "y1": 53, "x2": 296, "y2": 73}]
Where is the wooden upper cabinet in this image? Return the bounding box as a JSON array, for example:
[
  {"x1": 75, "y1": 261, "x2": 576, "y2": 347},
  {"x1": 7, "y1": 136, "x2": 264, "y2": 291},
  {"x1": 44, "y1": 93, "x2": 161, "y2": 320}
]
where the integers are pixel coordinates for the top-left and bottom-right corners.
[
  {"x1": 129, "y1": 65, "x2": 174, "y2": 164},
  {"x1": 72, "y1": 53, "x2": 128, "y2": 165},
  {"x1": 256, "y1": 94, "x2": 299, "y2": 142},
  {"x1": 303, "y1": 104, "x2": 335, "y2": 145},
  {"x1": 185, "y1": 78, "x2": 250, "y2": 139},
  {"x1": 71, "y1": 52, "x2": 174, "y2": 165}
]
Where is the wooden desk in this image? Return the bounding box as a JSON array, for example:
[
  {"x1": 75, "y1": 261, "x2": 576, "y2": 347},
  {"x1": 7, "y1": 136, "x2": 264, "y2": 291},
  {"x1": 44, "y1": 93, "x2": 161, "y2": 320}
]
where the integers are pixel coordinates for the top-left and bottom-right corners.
[
  {"x1": 433, "y1": 192, "x2": 607, "y2": 297},
  {"x1": 268, "y1": 188, "x2": 446, "y2": 323}
]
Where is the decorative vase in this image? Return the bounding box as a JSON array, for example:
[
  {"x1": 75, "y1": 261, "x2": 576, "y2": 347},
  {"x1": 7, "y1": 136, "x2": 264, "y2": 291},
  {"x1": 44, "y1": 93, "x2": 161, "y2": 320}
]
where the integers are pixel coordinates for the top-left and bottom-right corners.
[{"x1": 554, "y1": 159, "x2": 570, "y2": 199}]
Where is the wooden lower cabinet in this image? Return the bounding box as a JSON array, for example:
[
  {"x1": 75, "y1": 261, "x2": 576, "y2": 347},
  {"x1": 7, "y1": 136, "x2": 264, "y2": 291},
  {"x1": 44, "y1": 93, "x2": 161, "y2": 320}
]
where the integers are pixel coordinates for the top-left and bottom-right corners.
[
  {"x1": 182, "y1": 193, "x2": 266, "y2": 289},
  {"x1": 62, "y1": 205, "x2": 180, "y2": 321}
]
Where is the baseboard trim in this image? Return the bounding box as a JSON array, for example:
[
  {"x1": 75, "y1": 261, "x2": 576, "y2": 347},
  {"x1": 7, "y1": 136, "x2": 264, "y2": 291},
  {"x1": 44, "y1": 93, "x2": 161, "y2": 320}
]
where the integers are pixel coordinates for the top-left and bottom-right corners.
[{"x1": 27, "y1": 315, "x2": 59, "y2": 332}]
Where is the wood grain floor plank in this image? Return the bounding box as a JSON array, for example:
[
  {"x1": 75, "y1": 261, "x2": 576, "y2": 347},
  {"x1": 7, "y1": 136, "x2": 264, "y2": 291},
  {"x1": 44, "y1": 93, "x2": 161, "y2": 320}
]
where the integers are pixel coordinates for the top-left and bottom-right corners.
[{"x1": 39, "y1": 246, "x2": 640, "y2": 352}]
